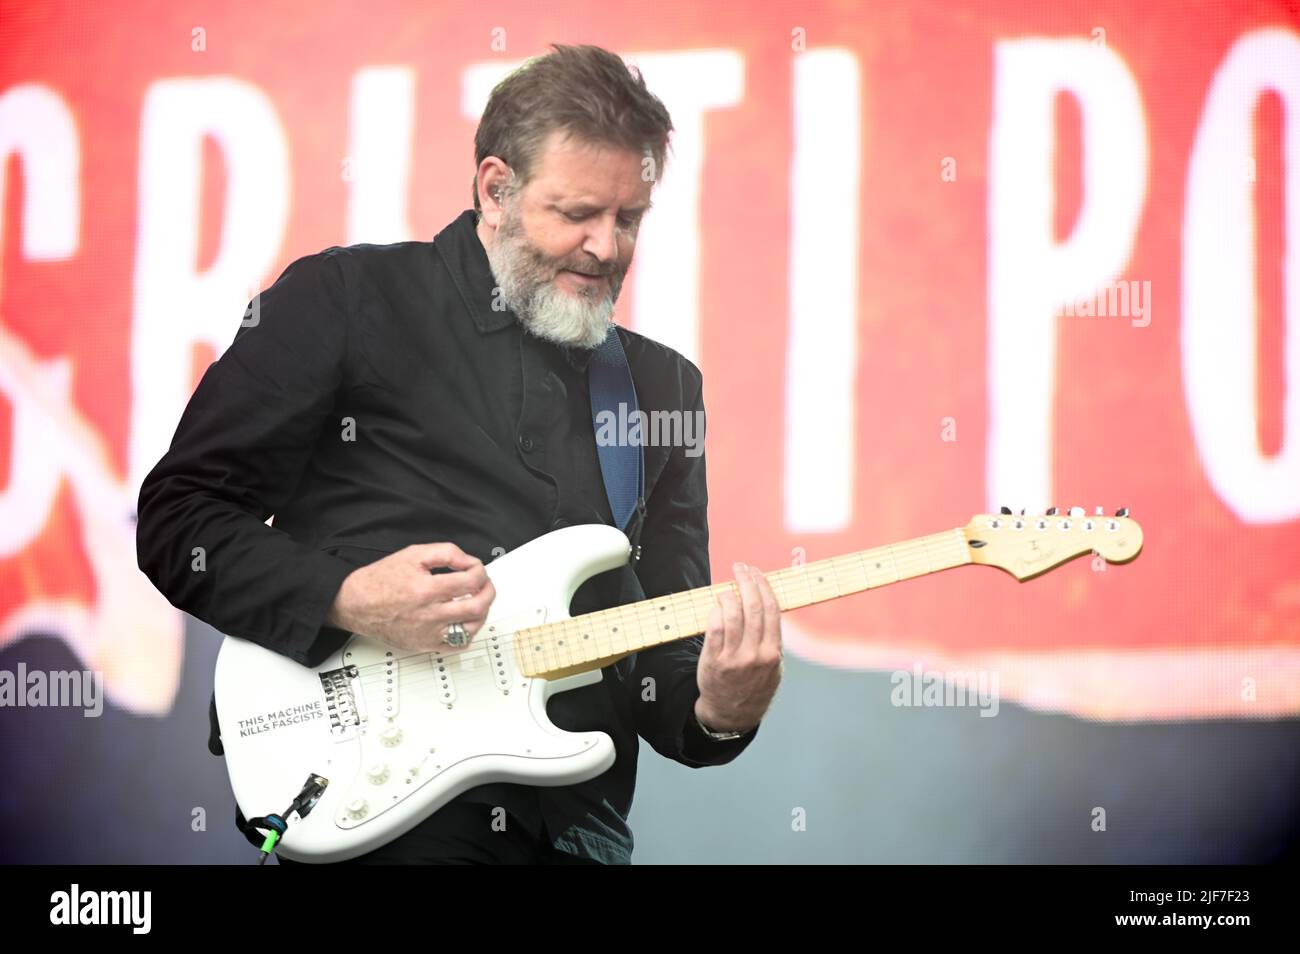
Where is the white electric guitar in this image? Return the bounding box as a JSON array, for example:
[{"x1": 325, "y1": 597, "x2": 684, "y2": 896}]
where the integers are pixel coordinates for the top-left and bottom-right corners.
[{"x1": 214, "y1": 507, "x2": 1143, "y2": 862}]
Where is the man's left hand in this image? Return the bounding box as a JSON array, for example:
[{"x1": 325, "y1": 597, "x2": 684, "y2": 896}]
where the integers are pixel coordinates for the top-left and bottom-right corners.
[{"x1": 695, "y1": 561, "x2": 784, "y2": 733}]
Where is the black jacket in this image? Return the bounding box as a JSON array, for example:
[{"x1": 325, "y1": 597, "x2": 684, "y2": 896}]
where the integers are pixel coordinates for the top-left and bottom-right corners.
[{"x1": 135, "y1": 209, "x2": 758, "y2": 862}]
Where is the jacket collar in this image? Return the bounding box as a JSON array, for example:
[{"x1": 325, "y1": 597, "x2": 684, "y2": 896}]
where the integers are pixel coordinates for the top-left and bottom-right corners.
[
  {"x1": 433, "y1": 209, "x2": 600, "y2": 371},
  {"x1": 433, "y1": 209, "x2": 516, "y2": 334}
]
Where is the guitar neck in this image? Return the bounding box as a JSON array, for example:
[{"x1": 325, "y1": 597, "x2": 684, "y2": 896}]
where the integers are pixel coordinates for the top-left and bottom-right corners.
[{"x1": 517, "y1": 528, "x2": 971, "y2": 679}]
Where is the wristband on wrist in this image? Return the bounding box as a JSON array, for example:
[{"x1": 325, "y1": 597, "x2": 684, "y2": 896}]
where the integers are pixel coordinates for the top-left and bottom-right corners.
[{"x1": 691, "y1": 709, "x2": 746, "y2": 741}]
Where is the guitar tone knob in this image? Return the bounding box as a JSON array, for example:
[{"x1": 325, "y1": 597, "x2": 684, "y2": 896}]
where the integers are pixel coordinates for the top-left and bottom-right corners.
[
  {"x1": 367, "y1": 763, "x2": 390, "y2": 785},
  {"x1": 380, "y1": 726, "x2": 403, "y2": 747},
  {"x1": 346, "y1": 798, "x2": 369, "y2": 819}
]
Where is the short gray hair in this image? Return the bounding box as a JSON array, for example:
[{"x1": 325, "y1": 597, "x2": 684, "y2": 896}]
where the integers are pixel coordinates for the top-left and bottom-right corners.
[{"x1": 472, "y1": 44, "x2": 674, "y2": 215}]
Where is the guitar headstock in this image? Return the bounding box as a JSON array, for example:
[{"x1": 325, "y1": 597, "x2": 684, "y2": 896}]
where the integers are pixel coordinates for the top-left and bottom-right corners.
[{"x1": 962, "y1": 507, "x2": 1144, "y2": 580}]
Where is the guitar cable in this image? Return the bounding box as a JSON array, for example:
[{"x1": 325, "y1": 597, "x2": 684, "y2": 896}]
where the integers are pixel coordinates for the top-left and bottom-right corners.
[{"x1": 239, "y1": 774, "x2": 329, "y2": 865}]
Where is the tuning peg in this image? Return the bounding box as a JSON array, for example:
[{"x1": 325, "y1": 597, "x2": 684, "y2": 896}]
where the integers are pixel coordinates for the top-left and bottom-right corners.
[
  {"x1": 1115, "y1": 507, "x2": 1129, "y2": 518},
  {"x1": 1000, "y1": 506, "x2": 1013, "y2": 515},
  {"x1": 1069, "y1": 506, "x2": 1085, "y2": 518},
  {"x1": 1045, "y1": 506, "x2": 1058, "y2": 516}
]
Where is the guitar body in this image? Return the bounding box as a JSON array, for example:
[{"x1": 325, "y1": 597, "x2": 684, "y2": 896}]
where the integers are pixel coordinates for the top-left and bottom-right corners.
[{"x1": 214, "y1": 524, "x2": 632, "y2": 863}]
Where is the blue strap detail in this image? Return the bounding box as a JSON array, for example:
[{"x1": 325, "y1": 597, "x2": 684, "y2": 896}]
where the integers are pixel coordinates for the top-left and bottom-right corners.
[{"x1": 588, "y1": 325, "x2": 645, "y2": 539}]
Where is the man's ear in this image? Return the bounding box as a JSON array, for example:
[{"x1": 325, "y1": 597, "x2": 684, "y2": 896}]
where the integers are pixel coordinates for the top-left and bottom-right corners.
[{"x1": 476, "y1": 158, "x2": 511, "y2": 226}]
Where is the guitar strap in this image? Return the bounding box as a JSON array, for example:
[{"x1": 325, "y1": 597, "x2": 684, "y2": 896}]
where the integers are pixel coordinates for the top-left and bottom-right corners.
[{"x1": 587, "y1": 324, "x2": 646, "y2": 565}]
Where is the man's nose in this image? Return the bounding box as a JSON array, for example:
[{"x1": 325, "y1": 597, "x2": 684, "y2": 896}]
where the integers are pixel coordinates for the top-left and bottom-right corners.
[{"x1": 581, "y1": 214, "x2": 627, "y2": 266}]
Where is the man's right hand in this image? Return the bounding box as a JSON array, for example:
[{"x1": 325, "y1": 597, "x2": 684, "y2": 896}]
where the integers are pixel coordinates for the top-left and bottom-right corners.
[{"x1": 325, "y1": 543, "x2": 496, "y2": 653}]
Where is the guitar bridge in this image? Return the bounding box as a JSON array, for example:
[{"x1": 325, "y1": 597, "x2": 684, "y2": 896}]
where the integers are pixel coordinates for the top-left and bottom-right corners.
[{"x1": 320, "y1": 665, "x2": 367, "y2": 733}]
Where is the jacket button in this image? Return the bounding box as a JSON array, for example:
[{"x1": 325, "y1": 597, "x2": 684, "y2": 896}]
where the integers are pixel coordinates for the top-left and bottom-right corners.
[{"x1": 518, "y1": 434, "x2": 535, "y2": 452}]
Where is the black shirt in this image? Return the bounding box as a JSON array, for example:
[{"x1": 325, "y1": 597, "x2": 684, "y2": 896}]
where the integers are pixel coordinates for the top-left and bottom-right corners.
[{"x1": 135, "y1": 209, "x2": 759, "y2": 863}]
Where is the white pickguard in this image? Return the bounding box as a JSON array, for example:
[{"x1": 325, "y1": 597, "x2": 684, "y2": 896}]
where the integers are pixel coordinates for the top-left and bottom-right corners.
[{"x1": 213, "y1": 524, "x2": 632, "y2": 863}]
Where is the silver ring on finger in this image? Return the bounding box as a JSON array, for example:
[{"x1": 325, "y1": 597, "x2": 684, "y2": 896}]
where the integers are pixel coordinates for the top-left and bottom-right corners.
[{"x1": 443, "y1": 621, "x2": 469, "y2": 647}]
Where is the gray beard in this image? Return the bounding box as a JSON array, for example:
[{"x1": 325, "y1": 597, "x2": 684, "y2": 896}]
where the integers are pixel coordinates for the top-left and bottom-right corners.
[{"x1": 485, "y1": 208, "x2": 625, "y2": 350}]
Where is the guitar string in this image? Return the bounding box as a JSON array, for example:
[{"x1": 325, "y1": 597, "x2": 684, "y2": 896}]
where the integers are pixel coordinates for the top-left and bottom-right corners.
[
  {"x1": 348, "y1": 531, "x2": 969, "y2": 694},
  {"x1": 344, "y1": 532, "x2": 970, "y2": 699},
  {"x1": 350, "y1": 531, "x2": 967, "y2": 695},
  {"x1": 345, "y1": 518, "x2": 1117, "y2": 704}
]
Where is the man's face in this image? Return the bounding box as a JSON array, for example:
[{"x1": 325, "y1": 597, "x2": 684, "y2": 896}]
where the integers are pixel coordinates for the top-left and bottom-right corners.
[{"x1": 482, "y1": 131, "x2": 652, "y2": 350}]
